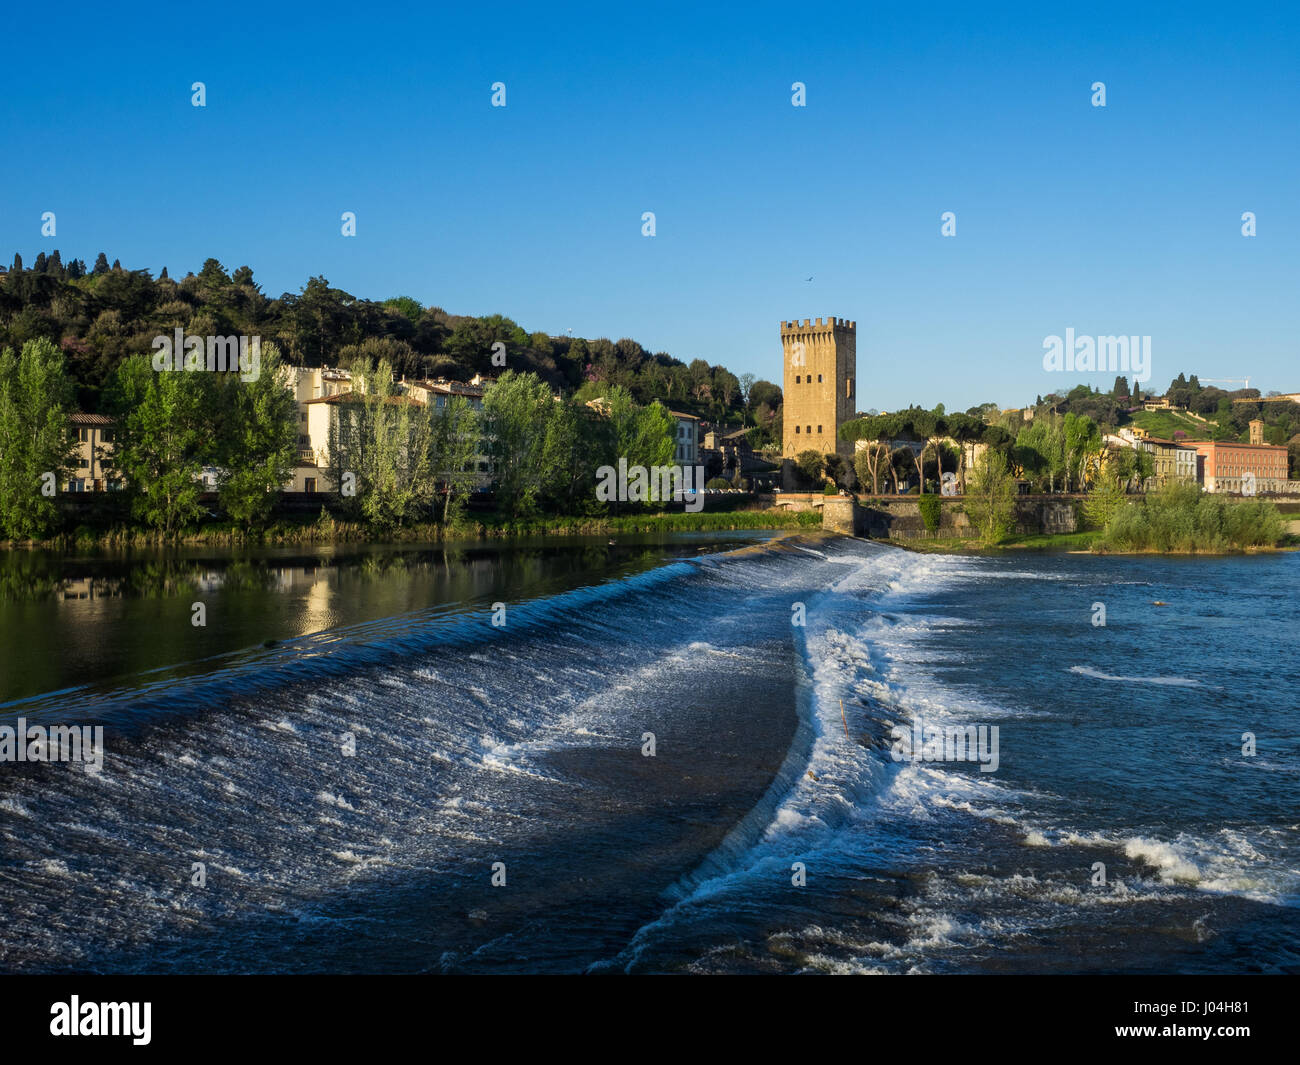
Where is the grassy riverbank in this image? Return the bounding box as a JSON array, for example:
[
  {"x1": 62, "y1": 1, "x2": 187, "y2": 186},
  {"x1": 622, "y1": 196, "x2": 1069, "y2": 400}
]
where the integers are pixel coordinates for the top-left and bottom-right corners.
[
  {"x1": 2, "y1": 506, "x2": 822, "y2": 550},
  {"x1": 890, "y1": 531, "x2": 1102, "y2": 554},
  {"x1": 889, "y1": 528, "x2": 1299, "y2": 556}
]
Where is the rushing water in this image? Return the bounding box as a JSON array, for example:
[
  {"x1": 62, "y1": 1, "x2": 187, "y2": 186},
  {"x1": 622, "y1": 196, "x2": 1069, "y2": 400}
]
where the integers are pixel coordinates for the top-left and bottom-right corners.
[{"x1": 0, "y1": 534, "x2": 1296, "y2": 973}]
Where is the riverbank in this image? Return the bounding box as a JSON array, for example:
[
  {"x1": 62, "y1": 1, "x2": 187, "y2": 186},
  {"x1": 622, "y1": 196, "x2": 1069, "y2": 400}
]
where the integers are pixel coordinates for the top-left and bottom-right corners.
[
  {"x1": 888, "y1": 531, "x2": 1101, "y2": 554},
  {"x1": 1, "y1": 506, "x2": 821, "y2": 550},
  {"x1": 885, "y1": 529, "x2": 1300, "y2": 556}
]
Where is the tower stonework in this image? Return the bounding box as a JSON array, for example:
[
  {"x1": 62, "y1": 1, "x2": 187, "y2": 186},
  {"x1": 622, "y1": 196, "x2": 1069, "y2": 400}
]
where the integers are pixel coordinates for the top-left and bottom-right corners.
[{"x1": 780, "y1": 317, "x2": 857, "y2": 466}]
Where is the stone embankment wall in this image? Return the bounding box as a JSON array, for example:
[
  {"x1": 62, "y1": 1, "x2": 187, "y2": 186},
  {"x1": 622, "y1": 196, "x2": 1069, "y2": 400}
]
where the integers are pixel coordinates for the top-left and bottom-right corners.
[{"x1": 825, "y1": 496, "x2": 1082, "y2": 539}]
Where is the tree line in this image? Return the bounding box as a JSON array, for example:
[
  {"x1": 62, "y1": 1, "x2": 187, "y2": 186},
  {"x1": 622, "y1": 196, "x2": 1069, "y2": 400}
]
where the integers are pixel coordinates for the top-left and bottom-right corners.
[
  {"x1": 0, "y1": 251, "x2": 785, "y2": 443},
  {"x1": 0, "y1": 333, "x2": 685, "y2": 541}
]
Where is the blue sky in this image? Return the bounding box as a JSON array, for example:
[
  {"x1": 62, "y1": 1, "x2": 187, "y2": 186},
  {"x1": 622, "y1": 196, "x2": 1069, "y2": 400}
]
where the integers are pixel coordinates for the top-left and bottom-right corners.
[{"x1": 2, "y1": 1, "x2": 1297, "y2": 410}]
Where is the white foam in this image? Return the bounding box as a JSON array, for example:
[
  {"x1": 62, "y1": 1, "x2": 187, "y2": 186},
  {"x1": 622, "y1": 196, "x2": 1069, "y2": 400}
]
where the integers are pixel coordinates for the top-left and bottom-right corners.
[{"x1": 1069, "y1": 665, "x2": 1201, "y2": 687}]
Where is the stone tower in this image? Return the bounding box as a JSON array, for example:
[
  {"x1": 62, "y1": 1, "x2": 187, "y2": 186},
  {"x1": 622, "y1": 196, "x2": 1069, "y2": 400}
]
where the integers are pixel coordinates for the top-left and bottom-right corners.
[
  {"x1": 1249, "y1": 418, "x2": 1265, "y2": 445},
  {"x1": 780, "y1": 317, "x2": 857, "y2": 465}
]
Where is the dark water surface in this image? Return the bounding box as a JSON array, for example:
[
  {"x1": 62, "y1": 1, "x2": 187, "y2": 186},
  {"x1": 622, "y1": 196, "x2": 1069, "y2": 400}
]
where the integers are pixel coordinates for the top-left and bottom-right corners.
[{"x1": 0, "y1": 535, "x2": 1296, "y2": 973}]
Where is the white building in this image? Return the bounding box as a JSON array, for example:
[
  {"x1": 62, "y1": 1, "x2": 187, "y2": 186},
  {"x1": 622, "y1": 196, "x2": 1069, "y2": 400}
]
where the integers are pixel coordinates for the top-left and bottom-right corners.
[{"x1": 667, "y1": 410, "x2": 700, "y2": 465}]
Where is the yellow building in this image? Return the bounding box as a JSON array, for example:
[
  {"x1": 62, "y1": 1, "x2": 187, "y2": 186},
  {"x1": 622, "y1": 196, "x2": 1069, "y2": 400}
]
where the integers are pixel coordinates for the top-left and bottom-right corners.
[
  {"x1": 780, "y1": 317, "x2": 857, "y2": 464},
  {"x1": 280, "y1": 365, "x2": 354, "y2": 491},
  {"x1": 65, "y1": 413, "x2": 119, "y2": 492}
]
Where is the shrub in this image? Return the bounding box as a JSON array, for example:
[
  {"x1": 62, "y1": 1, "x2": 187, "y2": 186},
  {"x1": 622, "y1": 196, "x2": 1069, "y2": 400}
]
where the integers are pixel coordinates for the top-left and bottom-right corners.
[
  {"x1": 823, "y1": 483, "x2": 838, "y2": 496},
  {"x1": 1099, "y1": 483, "x2": 1284, "y2": 551},
  {"x1": 918, "y1": 493, "x2": 942, "y2": 531},
  {"x1": 705, "y1": 477, "x2": 732, "y2": 490}
]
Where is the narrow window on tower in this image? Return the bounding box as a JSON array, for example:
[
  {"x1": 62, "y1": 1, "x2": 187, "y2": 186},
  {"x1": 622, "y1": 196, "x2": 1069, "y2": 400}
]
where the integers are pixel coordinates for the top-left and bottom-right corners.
[
  {"x1": 817, "y1": 374, "x2": 823, "y2": 382},
  {"x1": 795, "y1": 425, "x2": 800, "y2": 434},
  {"x1": 817, "y1": 425, "x2": 823, "y2": 434},
  {"x1": 846, "y1": 379, "x2": 853, "y2": 398},
  {"x1": 795, "y1": 375, "x2": 800, "y2": 383},
  {"x1": 806, "y1": 425, "x2": 811, "y2": 434}
]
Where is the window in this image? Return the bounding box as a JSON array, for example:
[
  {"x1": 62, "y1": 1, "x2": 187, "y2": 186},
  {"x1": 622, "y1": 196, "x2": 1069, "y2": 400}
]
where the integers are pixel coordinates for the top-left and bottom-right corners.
[
  {"x1": 817, "y1": 425, "x2": 823, "y2": 434},
  {"x1": 78, "y1": 427, "x2": 91, "y2": 442},
  {"x1": 806, "y1": 425, "x2": 811, "y2": 434},
  {"x1": 304, "y1": 477, "x2": 317, "y2": 493},
  {"x1": 795, "y1": 375, "x2": 800, "y2": 384},
  {"x1": 102, "y1": 430, "x2": 114, "y2": 443},
  {"x1": 846, "y1": 379, "x2": 853, "y2": 398},
  {"x1": 795, "y1": 425, "x2": 800, "y2": 434},
  {"x1": 300, "y1": 412, "x2": 308, "y2": 422},
  {"x1": 817, "y1": 374, "x2": 823, "y2": 383},
  {"x1": 78, "y1": 457, "x2": 90, "y2": 468}
]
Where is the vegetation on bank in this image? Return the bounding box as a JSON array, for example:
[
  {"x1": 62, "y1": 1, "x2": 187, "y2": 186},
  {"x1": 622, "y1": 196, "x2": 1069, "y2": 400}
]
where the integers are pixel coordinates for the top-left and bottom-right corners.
[
  {"x1": 894, "y1": 530, "x2": 1102, "y2": 554},
  {"x1": 0, "y1": 331, "x2": 748, "y2": 544},
  {"x1": 1095, "y1": 482, "x2": 1287, "y2": 553},
  {"x1": 7, "y1": 504, "x2": 821, "y2": 550},
  {"x1": 886, "y1": 483, "x2": 1290, "y2": 555}
]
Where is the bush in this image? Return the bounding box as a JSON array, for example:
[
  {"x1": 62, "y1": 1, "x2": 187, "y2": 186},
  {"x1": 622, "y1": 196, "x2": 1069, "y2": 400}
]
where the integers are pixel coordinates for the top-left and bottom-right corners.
[
  {"x1": 823, "y1": 483, "x2": 838, "y2": 496},
  {"x1": 1099, "y1": 483, "x2": 1285, "y2": 552},
  {"x1": 706, "y1": 477, "x2": 732, "y2": 490},
  {"x1": 918, "y1": 493, "x2": 942, "y2": 531}
]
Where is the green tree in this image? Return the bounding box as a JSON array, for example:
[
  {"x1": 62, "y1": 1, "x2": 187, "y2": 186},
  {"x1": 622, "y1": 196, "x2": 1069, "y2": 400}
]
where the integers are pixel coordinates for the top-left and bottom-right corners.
[
  {"x1": 538, "y1": 397, "x2": 588, "y2": 513},
  {"x1": 946, "y1": 412, "x2": 985, "y2": 490},
  {"x1": 841, "y1": 412, "x2": 903, "y2": 494},
  {"x1": 1063, "y1": 412, "x2": 1102, "y2": 492},
  {"x1": 483, "y1": 370, "x2": 554, "y2": 517},
  {"x1": 104, "y1": 354, "x2": 210, "y2": 534},
  {"x1": 430, "y1": 395, "x2": 481, "y2": 522},
  {"x1": 918, "y1": 492, "x2": 942, "y2": 532},
  {"x1": 1017, "y1": 416, "x2": 1067, "y2": 492},
  {"x1": 384, "y1": 296, "x2": 424, "y2": 324},
  {"x1": 795, "y1": 449, "x2": 824, "y2": 487},
  {"x1": 823, "y1": 452, "x2": 846, "y2": 488},
  {"x1": 214, "y1": 343, "x2": 298, "y2": 525},
  {"x1": 965, "y1": 448, "x2": 1017, "y2": 544},
  {"x1": 329, "y1": 358, "x2": 434, "y2": 527},
  {"x1": 0, "y1": 338, "x2": 77, "y2": 540},
  {"x1": 853, "y1": 441, "x2": 889, "y2": 495},
  {"x1": 1082, "y1": 453, "x2": 1128, "y2": 529}
]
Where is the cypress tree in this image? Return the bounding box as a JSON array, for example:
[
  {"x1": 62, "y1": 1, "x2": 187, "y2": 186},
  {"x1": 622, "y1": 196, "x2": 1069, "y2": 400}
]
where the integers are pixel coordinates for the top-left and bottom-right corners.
[{"x1": 93, "y1": 252, "x2": 110, "y2": 275}]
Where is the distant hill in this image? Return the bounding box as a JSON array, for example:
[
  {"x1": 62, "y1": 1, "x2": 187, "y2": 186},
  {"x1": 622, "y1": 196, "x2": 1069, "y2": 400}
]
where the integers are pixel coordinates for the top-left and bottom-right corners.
[{"x1": 0, "y1": 251, "x2": 782, "y2": 442}]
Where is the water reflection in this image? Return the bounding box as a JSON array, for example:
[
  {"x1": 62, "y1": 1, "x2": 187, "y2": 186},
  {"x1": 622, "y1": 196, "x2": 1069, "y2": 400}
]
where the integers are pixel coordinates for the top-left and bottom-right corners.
[{"x1": 1, "y1": 533, "x2": 771, "y2": 704}]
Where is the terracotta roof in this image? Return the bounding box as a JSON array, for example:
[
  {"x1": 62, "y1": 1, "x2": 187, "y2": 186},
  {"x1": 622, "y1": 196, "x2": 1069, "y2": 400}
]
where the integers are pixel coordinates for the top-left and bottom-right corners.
[
  {"x1": 417, "y1": 380, "x2": 486, "y2": 396},
  {"x1": 305, "y1": 393, "x2": 424, "y2": 407},
  {"x1": 69, "y1": 412, "x2": 115, "y2": 425}
]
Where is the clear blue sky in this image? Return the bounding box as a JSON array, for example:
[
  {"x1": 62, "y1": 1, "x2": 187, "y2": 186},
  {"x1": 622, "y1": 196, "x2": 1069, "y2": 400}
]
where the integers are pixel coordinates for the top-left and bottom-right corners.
[{"x1": 2, "y1": 1, "x2": 1296, "y2": 410}]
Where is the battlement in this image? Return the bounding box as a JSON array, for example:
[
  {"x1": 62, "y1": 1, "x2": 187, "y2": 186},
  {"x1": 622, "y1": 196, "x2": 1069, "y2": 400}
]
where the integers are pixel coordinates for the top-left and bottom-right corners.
[{"x1": 781, "y1": 316, "x2": 856, "y2": 333}]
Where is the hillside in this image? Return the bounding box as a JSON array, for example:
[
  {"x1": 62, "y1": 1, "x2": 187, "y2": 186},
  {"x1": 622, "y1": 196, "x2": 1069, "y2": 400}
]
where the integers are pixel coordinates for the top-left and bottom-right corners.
[
  {"x1": 0, "y1": 251, "x2": 784, "y2": 442},
  {"x1": 1126, "y1": 408, "x2": 1219, "y2": 440}
]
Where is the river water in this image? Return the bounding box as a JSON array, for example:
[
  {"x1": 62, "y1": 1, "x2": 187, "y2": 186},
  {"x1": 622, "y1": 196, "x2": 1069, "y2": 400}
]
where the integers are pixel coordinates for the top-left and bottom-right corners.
[{"x1": 0, "y1": 534, "x2": 1296, "y2": 973}]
